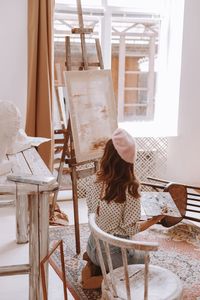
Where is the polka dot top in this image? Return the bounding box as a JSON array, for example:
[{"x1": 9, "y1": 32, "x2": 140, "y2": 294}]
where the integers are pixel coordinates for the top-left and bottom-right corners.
[{"x1": 86, "y1": 175, "x2": 141, "y2": 237}]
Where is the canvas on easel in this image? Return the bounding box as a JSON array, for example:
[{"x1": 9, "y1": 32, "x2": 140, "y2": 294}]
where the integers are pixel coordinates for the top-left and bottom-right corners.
[{"x1": 64, "y1": 69, "x2": 118, "y2": 163}]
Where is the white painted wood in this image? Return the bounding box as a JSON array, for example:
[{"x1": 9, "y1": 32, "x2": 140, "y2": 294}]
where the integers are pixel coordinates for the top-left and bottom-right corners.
[
  {"x1": 125, "y1": 103, "x2": 147, "y2": 107},
  {"x1": 39, "y1": 191, "x2": 49, "y2": 296},
  {"x1": 23, "y1": 147, "x2": 52, "y2": 177},
  {"x1": 29, "y1": 188, "x2": 53, "y2": 300},
  {"x1": 55, "y1": 86, "x2": 67, "y2": 129},
  {"x1": 0, "y1": 149, "x2": 57, "y2": 195},
  {"x1": 146, "y1": 36, "x2": 155, "y2": 118},
  {"x1": 94, "y1": 236, "x2": 108, "y2": 289},
  {"x1": 121, "y1": 248, "x2": 131, "y2": 300},
  {"x1": 0, "y1": 160, "x2": 12, "y2": 176},
  {"x1": 7, "y1": 129, "x2": 31, "y2": 154},
  {"x1": 0, "y1": 146, "x2": 58, "y2": 300},
  {"x1": 118, "y1": 35, "x2": 126, "y2": 122},
  {"x1": 112, "y1": 31, "x2": 156, "y2": 37},
  {"x1": 89, "y1": 214, "x2": 158, "y2": 251},
  {"x1": 89, "y1": 213, "x2": 183, "y2": 300},
  {"x1": 29, "y1": 192, "x2": 40, "y2": 300},
  {"x1": 16, "y1": 193, "x2": 29, "y2": 243},
  {"x1": 0, "y1": 196, "x2": 14, "y2": 207},
  {"x1": 102, "y1": 265, "x2": 183, "y2": 300},
  {"x1": 144, "y1": 253, "x2": 149, "y2": 300},
  {"x1": 100, "y1": 5, "x2": 112, "y2": 69},
  {"x1": 104, "y1": 242, "x2": 117, "y2": 297},
  {"x1": 6, "y1": 148, "x2": 56, "y2": 244},
  {"x1": 125, "y1": 71, "x2": 143, "y2": 74},
  {"x1": 95, "y1": 38, "x2": 104, "y2": 69},
  {"x1": 55, "y1": 63, "x2": 63, "y2": 85},
  {"x1": 0, "y1": 264, "x2": 30, "y2": 276},
  {"x1": 125, "y1": 87, "x2": 147, "y2": 91},
  {"x1": 8, "y1": 151, "x2": 32, "y2": 243},
  {"x1": 8, "y1": 151, "x2": 32, "y2": 174}
]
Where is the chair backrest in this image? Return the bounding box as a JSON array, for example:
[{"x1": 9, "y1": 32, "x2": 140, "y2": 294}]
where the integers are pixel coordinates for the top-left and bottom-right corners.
[
  {"x1": 161, "y1": 183, "x2": 187, "y2": 227},
  {"x1": 142, "y1": 177, "x2": 200, "y2": 225},
  {"x1": 88, "y1": 213, "x2": 159, "y2": 300}
]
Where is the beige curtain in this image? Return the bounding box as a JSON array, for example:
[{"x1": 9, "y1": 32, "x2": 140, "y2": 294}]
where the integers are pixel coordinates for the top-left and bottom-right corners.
[{"x1": 26, "y1": 0, "x2": 55, "y2": 170}]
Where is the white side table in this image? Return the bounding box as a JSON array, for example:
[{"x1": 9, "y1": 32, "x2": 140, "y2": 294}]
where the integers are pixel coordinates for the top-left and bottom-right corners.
[{"x1": 0, "y1": 147, "x2": 58, "y2": 299}]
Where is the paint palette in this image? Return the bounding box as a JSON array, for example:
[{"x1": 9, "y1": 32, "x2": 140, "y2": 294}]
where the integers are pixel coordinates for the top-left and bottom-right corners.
[{"x1": 141, "y1": 192, "x2": 182, "y2": 218}]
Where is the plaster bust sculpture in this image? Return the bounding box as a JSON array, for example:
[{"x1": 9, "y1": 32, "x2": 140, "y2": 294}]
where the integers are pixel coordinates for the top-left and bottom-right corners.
[
  {"x1": 7, "y1": 128, "x2": 32, "y2": 155},
  {"x1": 0, "y1": 100, "x2": 21, "y2": 175}
]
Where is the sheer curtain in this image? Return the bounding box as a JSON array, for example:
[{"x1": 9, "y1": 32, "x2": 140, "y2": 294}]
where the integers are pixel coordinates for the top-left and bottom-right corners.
[{"x1": 26, "y1": 0, "x2": 55, "y2": 170}]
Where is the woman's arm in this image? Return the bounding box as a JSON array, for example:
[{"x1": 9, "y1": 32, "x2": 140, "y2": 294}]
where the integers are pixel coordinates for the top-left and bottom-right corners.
[
  {"x1": 138, "y1": 215, "x2": 165, "y2": 232},
  {"x1": 86, "y1": 175, "x2": 100, "y2": 214},
  {"x1": 120, "y1": 196, "x2": 141, "y2": 236}
]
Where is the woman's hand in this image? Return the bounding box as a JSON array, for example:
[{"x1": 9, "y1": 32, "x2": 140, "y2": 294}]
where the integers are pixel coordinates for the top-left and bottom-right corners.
[
  {"x1": 139, "y1": 214, "x2": 165, "y2": 232},
  {"x1": 150, "y1": 215, "x2": 166, "y2": 222}
]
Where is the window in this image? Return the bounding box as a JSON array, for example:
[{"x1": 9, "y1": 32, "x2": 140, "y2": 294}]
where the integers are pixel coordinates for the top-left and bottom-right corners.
[
  {"x1": 54, "y1": 0, "x2": 185, "y2": 136},
  {"x1": 110, "y1": 15, "x2": 160, "y2": 122}
]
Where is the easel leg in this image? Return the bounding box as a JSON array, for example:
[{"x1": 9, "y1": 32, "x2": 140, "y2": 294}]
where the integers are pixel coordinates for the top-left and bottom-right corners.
[
  {"x1": 39, "y1": 192, "x2": 49, "y2": 296},
  {"x1": 71, "y1": 167, "x2": 81, "y2": 254}
]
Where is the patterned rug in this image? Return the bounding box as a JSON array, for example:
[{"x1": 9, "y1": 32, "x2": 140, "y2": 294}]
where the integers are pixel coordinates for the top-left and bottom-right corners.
[{"x1": 49, "y1": 221, "x2": 200, "y2": 300}]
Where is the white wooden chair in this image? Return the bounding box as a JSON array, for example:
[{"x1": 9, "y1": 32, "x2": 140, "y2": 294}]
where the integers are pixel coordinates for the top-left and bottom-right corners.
[{"x1": 88, "y1": 213, "x2": 183, "y2": 300}]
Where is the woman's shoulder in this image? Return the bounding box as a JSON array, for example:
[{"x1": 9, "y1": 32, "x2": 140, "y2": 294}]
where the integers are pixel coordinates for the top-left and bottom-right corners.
[
  {"x1": 87, "y1": 174, "x2": 101, "y2": 185},
  {"x1": 86, "y1": 174, "x2": 102, "y2": 192},
  {"x1": 125, "y1": 189, "x2": 140, "y2": 202},
  {"x1": 87, "y1": 174, "x2": 96, "y2": 183}
]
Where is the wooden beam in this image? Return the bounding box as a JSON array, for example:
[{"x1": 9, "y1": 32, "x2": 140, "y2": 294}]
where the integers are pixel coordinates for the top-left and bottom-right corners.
[
  {"x1": 146, "y1": 36, "x2": 156, "y2": 118},
  {"x1": 71, "y1": 27, "x2": 93, "y2": 34},
  {"x1": 100, "y1": 7, "x2": 112, "y2": 68},
  {"x1": 0, "y1": 264, "x2": 30, "y2": 276},
  {"x1": 76, "y1": 0, "x2": 88, "y2": 69},
  {"x1": 65, "y1": 36, "x2": 72, "y2": 70},
  {"x1": 117, "y1": 35, "x2": 126, "y2": 122}
]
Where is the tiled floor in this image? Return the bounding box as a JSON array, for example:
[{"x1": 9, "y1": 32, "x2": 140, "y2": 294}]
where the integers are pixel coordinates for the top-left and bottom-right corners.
[{"x1": 0, "y1": 193, "x2": 88, "y2": 300}]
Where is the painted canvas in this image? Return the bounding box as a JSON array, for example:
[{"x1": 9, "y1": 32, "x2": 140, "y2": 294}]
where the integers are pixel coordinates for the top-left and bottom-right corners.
[
  {"x1": 141, "y1": 192, "x2": 182, "y2": 218},
  {"x1": 64, "y1": 69, "x2": 118, "y2": 163}
]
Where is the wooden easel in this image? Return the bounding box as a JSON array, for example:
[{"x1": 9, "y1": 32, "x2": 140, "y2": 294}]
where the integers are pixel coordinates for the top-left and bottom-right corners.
[{"x1": 52, "y1": 0, "x2": 104, "y2": 254}]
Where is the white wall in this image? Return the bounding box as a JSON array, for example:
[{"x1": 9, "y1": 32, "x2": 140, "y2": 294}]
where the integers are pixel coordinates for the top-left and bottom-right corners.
[
  {"x1": 0, "y1": 0, "x2": 27, "y2": 127},
  {"x1": 166, "y1": 0, "x2": 200, "y2": 185}
]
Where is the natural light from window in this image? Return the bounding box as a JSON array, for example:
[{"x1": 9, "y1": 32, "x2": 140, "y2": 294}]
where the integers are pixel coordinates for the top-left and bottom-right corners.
[{"x1": 54, "y1": 0, "x2": 185, "y2": 137}]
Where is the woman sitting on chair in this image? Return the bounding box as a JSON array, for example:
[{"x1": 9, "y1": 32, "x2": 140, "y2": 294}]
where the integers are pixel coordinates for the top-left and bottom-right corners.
[{"x1": 82, "y1": 128, "x2": 164, "y2": 288}]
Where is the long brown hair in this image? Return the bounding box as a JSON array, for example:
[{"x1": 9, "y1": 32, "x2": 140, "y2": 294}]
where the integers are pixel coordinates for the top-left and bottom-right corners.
[{"x1": 96, "y1": 139, "x2": 140, "y2": 203}]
